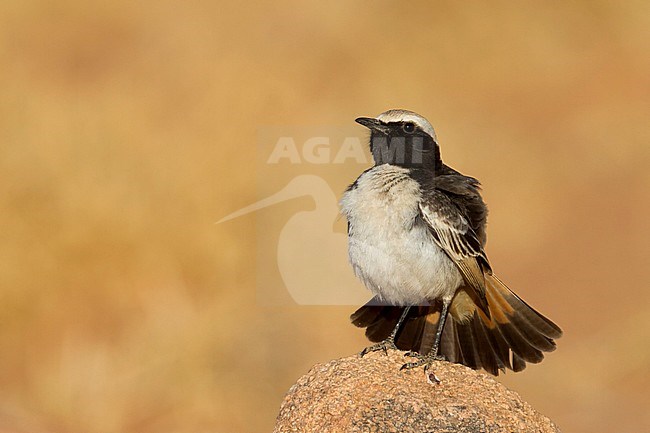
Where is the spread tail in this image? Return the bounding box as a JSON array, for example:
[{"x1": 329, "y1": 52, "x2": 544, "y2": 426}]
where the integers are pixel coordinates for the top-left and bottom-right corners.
[{"x1": 350, "y1": 274, "x2": 562, "y2": 375}]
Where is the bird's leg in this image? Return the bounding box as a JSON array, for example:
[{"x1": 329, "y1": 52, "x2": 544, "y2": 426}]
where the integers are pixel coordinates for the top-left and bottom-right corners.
[
  {"x1": 401, "y1": 298, "x2": 451, "y2": 371},
  {"x1": 360, "y1": 306, "x2": 411, "y2": 357}
]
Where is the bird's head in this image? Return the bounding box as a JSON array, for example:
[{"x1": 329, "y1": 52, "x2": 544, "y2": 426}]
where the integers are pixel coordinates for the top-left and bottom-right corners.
[{"x1": 355, "y1": 109, "x2": 440, "y2": 169}]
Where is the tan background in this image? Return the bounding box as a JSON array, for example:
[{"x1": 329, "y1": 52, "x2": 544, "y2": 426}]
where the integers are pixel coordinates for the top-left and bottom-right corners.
[{"x1": 1, "y1": 1, "x2": 649, "y2": 432}]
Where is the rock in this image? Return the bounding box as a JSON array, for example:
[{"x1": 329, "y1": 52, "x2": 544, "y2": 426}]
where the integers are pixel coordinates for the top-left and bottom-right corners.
[{"x1": 273, "y1": 350, "x2": 560, "y2": 433}]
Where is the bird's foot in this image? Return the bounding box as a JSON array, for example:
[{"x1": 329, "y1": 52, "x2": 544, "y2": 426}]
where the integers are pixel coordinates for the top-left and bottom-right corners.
[
  {"x1": 359, "y1": 339, "x2": 398, "y2": 357},
  {"x1": 400, "y1": 351, "x2": 446, "y2": 380}
]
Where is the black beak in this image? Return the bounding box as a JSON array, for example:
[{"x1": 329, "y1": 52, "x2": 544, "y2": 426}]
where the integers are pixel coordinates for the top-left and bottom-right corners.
[{"x1": 355, "y1": 117, "x2": 390, "y2": 134}]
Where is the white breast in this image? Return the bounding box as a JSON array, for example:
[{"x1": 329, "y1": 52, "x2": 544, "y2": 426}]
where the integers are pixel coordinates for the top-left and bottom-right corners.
[{"x1": 340, "y1": 164, "x2": 463, "y2": 305}]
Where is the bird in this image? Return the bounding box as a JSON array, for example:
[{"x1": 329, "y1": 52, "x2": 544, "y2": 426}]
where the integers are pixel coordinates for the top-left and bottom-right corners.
[{"x1": 340, "y1": 109, "x2": 562, "y2": 376}]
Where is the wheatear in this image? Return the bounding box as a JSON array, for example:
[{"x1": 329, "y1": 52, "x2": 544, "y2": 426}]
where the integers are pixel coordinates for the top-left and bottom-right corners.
[{"x1": 341, "y1": 109, "x2": 561, "y2": 375}]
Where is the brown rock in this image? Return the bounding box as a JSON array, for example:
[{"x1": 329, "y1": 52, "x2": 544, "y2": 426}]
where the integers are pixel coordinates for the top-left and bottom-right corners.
[{"x1": 273, "y1": 350, "x2": 560, "y2": 433}]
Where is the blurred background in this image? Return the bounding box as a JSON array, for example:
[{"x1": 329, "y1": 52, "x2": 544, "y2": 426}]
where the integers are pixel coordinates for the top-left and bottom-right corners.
[{"x1": 1, "y1": 1, "x2": 649, "y2": 432}]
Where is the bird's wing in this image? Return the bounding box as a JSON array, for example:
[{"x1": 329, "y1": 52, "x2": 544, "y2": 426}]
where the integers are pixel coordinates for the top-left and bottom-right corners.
[
  {"x1": 418, "y1": 186, "x2": 491, "y2": 313},
  {"x1": 432, "y1": 172, "x2": 488, "y2": 245}
]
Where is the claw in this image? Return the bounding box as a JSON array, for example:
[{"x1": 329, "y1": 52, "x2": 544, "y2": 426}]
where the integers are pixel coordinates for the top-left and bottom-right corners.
[
  {"x1": 359, "y1": 339, "x2": 397, "y2": 358},
  {"x1": 400, "y1": 351, "x2": 446, "y2": 373},
  {"x1": 400, "y1": 361, "x2": 420, "y2": 371}
]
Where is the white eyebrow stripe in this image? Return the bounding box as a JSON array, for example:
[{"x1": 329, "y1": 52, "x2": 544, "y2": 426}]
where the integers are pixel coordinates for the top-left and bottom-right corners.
[{"x1": 375, "y1": 109, "x2": 437, "y2": 141}]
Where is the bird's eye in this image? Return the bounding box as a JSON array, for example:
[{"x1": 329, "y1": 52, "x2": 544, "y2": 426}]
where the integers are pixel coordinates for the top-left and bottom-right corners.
[{"x1": 402, "y1": 122, "x2": 415, "y2": 133}]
